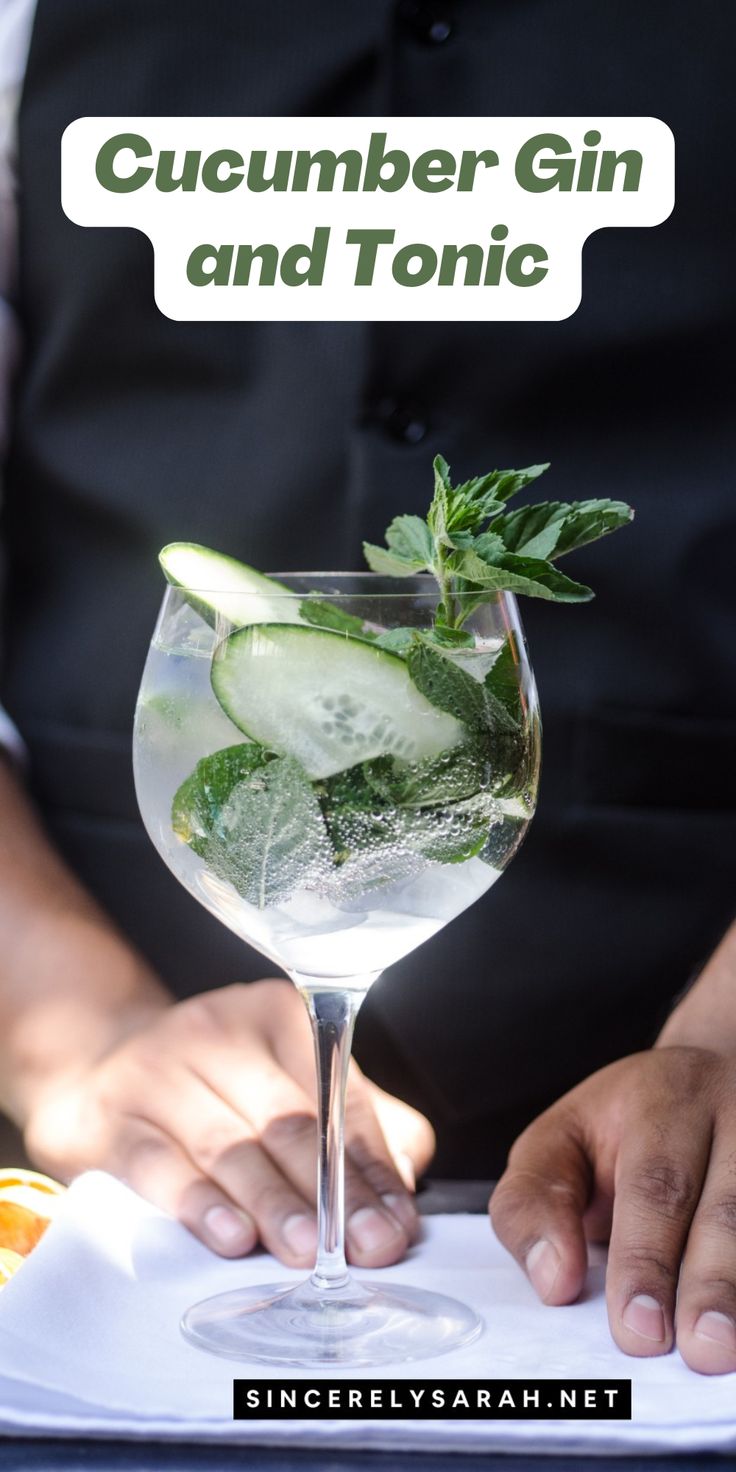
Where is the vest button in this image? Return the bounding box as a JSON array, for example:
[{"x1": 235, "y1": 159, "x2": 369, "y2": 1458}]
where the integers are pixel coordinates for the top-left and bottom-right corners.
[
  {"x1": 377, "y1": 397, "x2": 429, "y2": 444},
  {"x1": 396, "y1": 1, "x2": 454, "y2": 44}
]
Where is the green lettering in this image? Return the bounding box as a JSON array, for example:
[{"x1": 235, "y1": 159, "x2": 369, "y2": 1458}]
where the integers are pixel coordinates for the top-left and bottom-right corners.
[
  {"x1": 155, "y1": 149, "x2": 202, "y2": 192},
  {"x1": 597, "y1": 149, "x2": 643, "y2": 191},
  {"x1": 246, "y1": 150, "x2": 293, "y2": 192},
  {"x1": 576, "y1": 146, "x2": 599, "y2": 192},
  {"x1": 291, "y1": 149, "x2": 363, "y2": 192},
  {"x1": 186, "y1": 244, "x2": 234, "y2": 285},
  {"x1": 438, "y1": 242, "x2": 483, "y2": 286},
  {"x1": 200, "y1": 149, "x2": 245, "y2": 192},
  {"x1": 363, "y1": 133, "x2": 410, "y2": 192},
  {"x1": 506, "y1": 243, "x2": 548, "y2": 286},
  {"x1": 233, "y1": 244, "x2": 279, "y2": 286},
  {"x1": 95, "y1": 132, "x2": 152, "y2": 193},
  {"x1": 515, "y1": 133, "x2": 574, "y2": 192},
  {"x1": 346, "y1": 228, "x2": 395, "y2": 284},
  {"x1": 456, "y1": 149, "x2": 499, "y2": 191},
  {"x1": 412, "y1": 150, "x2": 456, "y2": 192},
  {"x1": 280, "y1": 227, "x2": 330, "y2": 284},
  {"x1": 392, "y1": 244, "x2": 437, "y2": 287},
  {"x1": 484, "y1": 225, "x2": 509, "y2": 285}
]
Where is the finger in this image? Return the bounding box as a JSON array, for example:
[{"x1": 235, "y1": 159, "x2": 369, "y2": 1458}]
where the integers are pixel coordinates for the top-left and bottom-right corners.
[
  {"x1": 363, "y1": 1074, "x2": 436, "y2": 1186},
  {"x1": 249, "y1": 1068, "x2": 412, "y2": 1267},
  {"x1": 675, "y1": 1119, "x2": 736, "y2": 1374},
  {"x1": 606, "y1": 1106, "x2": 711, "y2": 1358},
  {"x1": 141, "y1": 1067, "x2": 321, "y2": 1267},
  {"x1": 344, "y1": 1077, "x2": 422, "y2": 1244},
  {"x1": 583, "y1": 1184, "x2": 614, "y2": 1245},
  {"x1": 490, "y1": 1108, "x2": 590, "y2": 1306},
  {"x1": 268, "y1": 986, "x2": 424, "y2": 1247},
  {"x1": 200, "y1": 1019, "x2": 413, "y2": 1267},
  {"x1": 251, "y1": 1075, "x2": 411, "y2": 1267},
  {"x1": 208, "y1": 1135, "x2": 323, "y2": 1268},
  {"x1": 118, "y1": 1120, "x2": 258, "y2": 1258}
]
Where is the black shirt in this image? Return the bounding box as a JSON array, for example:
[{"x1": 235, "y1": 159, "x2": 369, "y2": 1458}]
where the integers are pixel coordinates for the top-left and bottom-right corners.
[{"x1": 2, "y1": 0, "x2": 734, "y2": 1174}]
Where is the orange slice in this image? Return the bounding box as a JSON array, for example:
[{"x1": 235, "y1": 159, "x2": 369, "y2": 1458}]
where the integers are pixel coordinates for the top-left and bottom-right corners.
[
  {"x1": 0, "y1": 1168, "x2": 65, "y2": 1256},
  {"x1": 0, "y1": 1246, "x2": 25, "y2": 1284}
]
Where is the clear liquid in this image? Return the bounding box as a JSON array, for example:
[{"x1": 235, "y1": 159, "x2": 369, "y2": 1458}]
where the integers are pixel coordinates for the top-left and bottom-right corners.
[{"x1": 133, "y1": 603, "x2": 530, "y2": 986}]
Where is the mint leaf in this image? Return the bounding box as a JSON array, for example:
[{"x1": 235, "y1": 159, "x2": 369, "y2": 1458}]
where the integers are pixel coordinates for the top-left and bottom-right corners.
[
  {"x1": 363, "y1": 541, "x2": 422, "y2": 577},
  {"x1": 410, "y1": 801, "x2": 492, "y2": 864},
  {"x1": 430, "y1": 624, "x2": 476, "y2": 648},
  {"x1": 495, "y1": 552, "x2": 594, "y2": 601},
  {"x1": 469, "y1": 530, "x2": 505, "y2": 562},
  {"x1": 300, "y1": 598, "x2": 376, "y2": 640},
  {"x1": 374, "y1": 625, "x2": 474, "y2": 655},
  {"x1": 173, "y1": 745, "x2": 331, "y2": 908},
  {"x1": 481, "y1": 810, "x2": 528, "y2": 869},
  {"x1": 492, "y1": 498, "x2": 633, "y2": 560},
  {"x1": 407, "y1": 639, "x2": 519, "y2": 738},
  {"x1": 362, "y1": 744, "x2": 488, "y2": 808},
  {"x1": 172, "y1": 743, "x2": 272, "y2": 854},
  {"x1": 484, "y1": 464, "x2": 550, "y2": 504},
  {"x1": 545, "y1": 499, "x2": 634, "y2": 556},
  {"x1": 490, "y1": 502, "x2": 569, "y2": 560},
  {"x1": 433, "y1": 453, "x2": 453, "y2": 493},
  {"x1": 326, "y1": 800, "x2": 489, "y2": 880},
  {"x1": 455, "y1": 547, "x2": 593, "y2": 602},
  {"x1": 321, "y1": 754, "x2": 492, "y2": 874},
  {"x1": 428, "y1": 456, "x2": 451, "y2": 544},
  {"x1": 318, "y1": 760, "x2": 383, "y2": 815},
  {"x1": 446, "y1": 489, "x2": 505, "y2": 532},
  {"x1": 430, "y1": 456, "x2": 503, "y2": 543},
  {"x1": 205, "y1": 755, "x2": 331, "y2": 908},
  {"x1": 374, "y1": 626, "x2": 417, "y2": 654},
  {"x1": 485, "y1": 637, "x2": 524, "y2": 724},
  {"x1": 406, "y1": 640, "x2": 526, "y2": 796},
  {"x1": 385, "y1": 515, "x2": 434, "y2": 569}
]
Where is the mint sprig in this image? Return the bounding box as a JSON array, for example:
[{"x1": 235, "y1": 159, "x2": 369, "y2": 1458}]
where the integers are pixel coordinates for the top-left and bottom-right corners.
[{"x1": 363, "y1": 454, "x2": 633, "y2": 629}]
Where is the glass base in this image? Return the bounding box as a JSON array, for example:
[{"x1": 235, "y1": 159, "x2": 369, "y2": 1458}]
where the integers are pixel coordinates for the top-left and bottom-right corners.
[{"x1": 181, "y1": 1274, "x2": 483, "y2": 1367}]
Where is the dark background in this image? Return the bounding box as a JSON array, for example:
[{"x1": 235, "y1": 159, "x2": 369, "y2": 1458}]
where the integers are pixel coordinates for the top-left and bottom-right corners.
[{"x1": 1, "y1": 0, "x2": 734, "y2": 1176}]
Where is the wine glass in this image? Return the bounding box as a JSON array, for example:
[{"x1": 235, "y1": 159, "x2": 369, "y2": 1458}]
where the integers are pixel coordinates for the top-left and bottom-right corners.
[{"x1": 133, "y1": 572, "x2": 540, "y2": 1366}]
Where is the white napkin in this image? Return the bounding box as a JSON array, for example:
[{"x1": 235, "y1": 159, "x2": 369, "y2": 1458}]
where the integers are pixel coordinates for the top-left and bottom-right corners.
[{"x1": 0, "y1": 1172, "x2": 734, "y2": 1455}]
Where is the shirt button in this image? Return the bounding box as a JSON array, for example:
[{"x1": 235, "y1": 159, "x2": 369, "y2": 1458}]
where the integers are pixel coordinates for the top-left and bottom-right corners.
[
  {"x1": 396, "y1": 1, "x2": 454, "y2": 44},
  {"x1": 376, "y1": 397, "x2": 429, "y2": 444}
]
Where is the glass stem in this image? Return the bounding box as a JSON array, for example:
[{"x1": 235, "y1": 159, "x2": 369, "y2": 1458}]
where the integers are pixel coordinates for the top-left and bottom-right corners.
[{"x1": 301, "y1": 984, "x2": 366, "y2": 1292}]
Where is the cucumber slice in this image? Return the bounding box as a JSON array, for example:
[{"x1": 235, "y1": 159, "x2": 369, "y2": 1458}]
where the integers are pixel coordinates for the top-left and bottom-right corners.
[
  {"x1": 159, "y1": 542, "x2": 302, "y2": 628},
  {"x1": 211, "y1": 624, "x2": 465, "y2": 780}
]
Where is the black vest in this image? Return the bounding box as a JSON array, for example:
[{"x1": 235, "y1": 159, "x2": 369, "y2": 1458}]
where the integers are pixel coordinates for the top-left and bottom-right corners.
[{"x1": 3, "y1": 0, "x2": 734, "y2": 1175}]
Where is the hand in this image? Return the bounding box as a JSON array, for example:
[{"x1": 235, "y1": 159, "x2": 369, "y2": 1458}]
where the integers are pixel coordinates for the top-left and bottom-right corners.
[
  {"x1": 490, "y1": 1047, "x2": 736, "y2": 1374},
  {"x1": 24, "y1": 979, "x2": 434, "y2": 1269}
]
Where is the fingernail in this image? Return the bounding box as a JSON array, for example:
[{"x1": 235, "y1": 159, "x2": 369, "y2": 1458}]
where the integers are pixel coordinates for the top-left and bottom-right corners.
[
  {"x1": 382, "y1": 1192, "x2": 418, "y2": 1235},
  {"x1": 694, "y1": 1311, "x2": 736, "y2": 1352},
  {"x1": 281, "y1": 1212, "x2": 318, "y2": 1256},
  {"x1": 623, "y1": 1294, "x2": 666, "y2": 1342},
  {"x1": 526, "y1": 1239, "x2": 561, "y2": 1301},
  {"x1": 396, "y1": 1152, "x2": 416, "y2": 1191},
  {"x1": 348, "y1": 1205, "x2": 403, "y2": 1253},
  {"x1": 203, "y1": 1204, "x2": 254, "y2": 1250}
]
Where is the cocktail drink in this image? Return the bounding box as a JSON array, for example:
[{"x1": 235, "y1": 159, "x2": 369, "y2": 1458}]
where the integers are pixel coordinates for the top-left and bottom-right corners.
[
  {"x1": 134, "y1": 565, "x2": 539, "y2": 1366},
  {"x1": 135, "y1": 574, "x2": 538, "y2": 989},
  {"x1": 133, "y1": 457, "x2": 630, "y2": 1365}
]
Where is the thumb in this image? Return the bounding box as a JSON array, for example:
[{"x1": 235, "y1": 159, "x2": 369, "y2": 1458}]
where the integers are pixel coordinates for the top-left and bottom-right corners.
[
  {"x1": 490, "y1": 1105, "x2": 591, "y2": 1306},
  {"x1": 364, "y1": 1080, "x2": 436, "y2": 1189}
]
